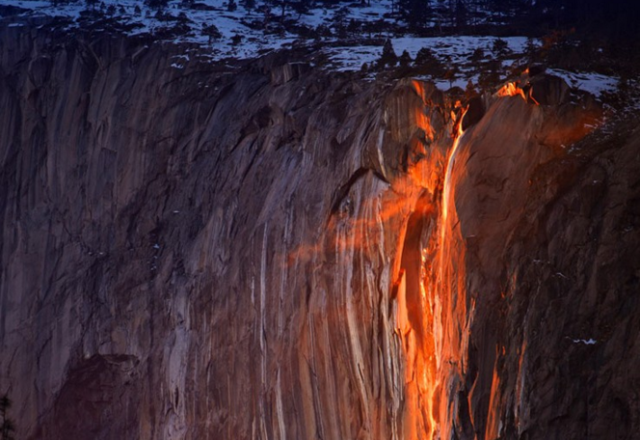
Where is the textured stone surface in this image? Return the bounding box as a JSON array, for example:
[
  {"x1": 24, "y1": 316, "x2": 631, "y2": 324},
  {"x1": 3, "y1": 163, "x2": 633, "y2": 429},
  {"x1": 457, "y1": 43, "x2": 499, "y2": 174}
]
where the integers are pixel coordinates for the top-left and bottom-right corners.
[
  {"x1": 0, "y1": 26, "x2": 445, "y2": 440},
  {"x1": 426, "y1": 93, "x2": 640, "y2": 440},
  {"x1": 1, "y1": 24, "x2": 639, "y2": 440}
]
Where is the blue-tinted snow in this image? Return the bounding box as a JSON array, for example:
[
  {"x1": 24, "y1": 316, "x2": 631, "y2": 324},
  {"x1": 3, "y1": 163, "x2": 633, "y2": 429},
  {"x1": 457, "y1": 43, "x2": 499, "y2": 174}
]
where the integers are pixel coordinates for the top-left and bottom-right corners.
[{"x1": 0, "y1": 0, "x2": 621, "y2": 97}]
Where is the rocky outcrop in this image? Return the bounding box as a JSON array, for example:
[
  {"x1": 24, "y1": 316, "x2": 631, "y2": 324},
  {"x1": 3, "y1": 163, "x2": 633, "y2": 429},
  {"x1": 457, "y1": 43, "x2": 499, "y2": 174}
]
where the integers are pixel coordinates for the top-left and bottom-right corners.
[
  {"x1": 527, "y1": 74, "x2": 569, "y2": 106},
  {"x1": 496, "y1": 123, "x2": 640, "y2": 439},
  {"x1": 1, "y1": 23, "x2": 639, "y2": 440},
  {"x1": 0, "y1": 25, "x2": 448, "y2": 440}
]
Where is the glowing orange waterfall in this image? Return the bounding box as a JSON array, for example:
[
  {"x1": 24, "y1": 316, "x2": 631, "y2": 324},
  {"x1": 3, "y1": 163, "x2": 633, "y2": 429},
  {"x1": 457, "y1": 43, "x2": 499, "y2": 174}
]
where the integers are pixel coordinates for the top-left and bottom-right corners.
[
  {"x1": 405, "y1": 81, "x2": 481, "y2": 440},
  {"x1": 393, "y1": 80, "x2": 443, "y2": 440},
  {"x1": 440, "y1": 122, "x2": 466, "y2": 243},
  {"x1": 430, "y1": 111, "x2": 472, "y2": 440},
  {"x1": 399, "y1": 78, "x2": 605, "y2": 440},
  {"x1": 399, "y1": 80, "x2": 471, "y2": 440}
]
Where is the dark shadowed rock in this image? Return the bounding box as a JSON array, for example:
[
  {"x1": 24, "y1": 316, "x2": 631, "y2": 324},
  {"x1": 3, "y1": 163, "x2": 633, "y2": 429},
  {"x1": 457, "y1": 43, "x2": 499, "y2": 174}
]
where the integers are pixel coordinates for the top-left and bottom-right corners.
[
  {"x1": 527, "y1": 63, "x2": 546, "y2": 77},
  {"x1": 528, "y1": 73, "x2": 569, "y2": 105},
  {"x1": 270, "y1": 62, "x2": 311, "y2": 85},
  {"x1": 461, "y1": 96, "x2": 484, "y2": 130},
  {"x1": 39, "y1": 355, "x2": 141, "y2": 440}
]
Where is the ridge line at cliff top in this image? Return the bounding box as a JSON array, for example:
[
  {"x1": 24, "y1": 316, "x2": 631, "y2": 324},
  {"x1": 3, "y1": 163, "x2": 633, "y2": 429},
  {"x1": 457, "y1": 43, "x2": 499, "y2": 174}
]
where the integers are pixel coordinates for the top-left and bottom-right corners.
[{"x1": 0, "y1": 0, "x2": 624, "y2": 99}]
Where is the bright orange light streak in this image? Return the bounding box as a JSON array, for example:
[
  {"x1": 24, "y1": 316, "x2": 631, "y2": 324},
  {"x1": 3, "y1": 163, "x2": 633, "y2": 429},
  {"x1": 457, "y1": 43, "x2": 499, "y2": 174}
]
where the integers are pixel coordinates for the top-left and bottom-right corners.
[{"x1": 496, "y1": 82, "x2": 527, "y2": 101}]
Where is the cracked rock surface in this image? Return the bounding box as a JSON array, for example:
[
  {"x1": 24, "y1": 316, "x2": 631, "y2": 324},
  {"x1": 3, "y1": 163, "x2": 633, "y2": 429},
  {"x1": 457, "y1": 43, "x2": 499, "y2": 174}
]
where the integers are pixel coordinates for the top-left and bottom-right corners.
[{"x1": 1, "y1": 24, "x2": 639, "y2": 440}]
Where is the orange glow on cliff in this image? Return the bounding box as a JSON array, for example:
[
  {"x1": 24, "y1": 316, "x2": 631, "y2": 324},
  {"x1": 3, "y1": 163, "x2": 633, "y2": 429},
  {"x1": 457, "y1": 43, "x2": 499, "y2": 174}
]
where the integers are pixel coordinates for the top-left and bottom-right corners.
[
  {"x1": 411, "y1": 80, "x2": 437, "y2": 143},
  {"x1": 496, "y1": 82, "x2": 527, "y2": 101},
  {"x1": 402, "y1": 78, "x2": 604, "y2": 440},
  {"x1": 485, "y1": 356, "x2": 502, "y2": 440},
  {"x1": 399, "y1": 84, "x2": 474, "y2": 440},
  {"x1": 264, "y1": 76, "x2": 609, "y2": 440},
  {"x1": 286, "y1": 193, "x2": 430, "y2": 265},
  {"x1": 430, "y1": 114, "x2": 470, "y2": 440},
  {"x1": 440, "y1": 104, "x2": 468, "y2": 243},
  {"x1": 396, "y1": 79, "x2": 443, "y2": 440},
  {"x1": 515, "y1": 341, "x2": 528, "y2": 428},
  {"x1": 411, "y1": 79, "x2": 428, "y2": 101}
]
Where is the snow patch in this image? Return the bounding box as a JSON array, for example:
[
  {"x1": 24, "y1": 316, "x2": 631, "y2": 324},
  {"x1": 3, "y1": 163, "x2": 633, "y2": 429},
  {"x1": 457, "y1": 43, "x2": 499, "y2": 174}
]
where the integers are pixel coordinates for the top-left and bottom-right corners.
[
  {"x1": 566, "y1": 337, "x2": 597, "y2": 345},
  {"x1": 571, "y1": 338, "x2": 597, "y2": 345},
  {"x1": 549, "y1": 68, "x2": 618, "y2": 97}
]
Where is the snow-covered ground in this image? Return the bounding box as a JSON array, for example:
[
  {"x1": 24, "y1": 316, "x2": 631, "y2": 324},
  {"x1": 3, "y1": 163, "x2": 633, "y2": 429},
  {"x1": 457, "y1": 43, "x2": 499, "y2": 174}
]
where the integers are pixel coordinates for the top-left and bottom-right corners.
[
  {"x1": 325, "y1": 35, "x2": 532, "y2": 89},
  {"x1": 548, "y1": 68, "x2": 618, "y2": 98},
  {"x1": 326, "y1": 35, "x2": 530, "y2": 69},
  {"x1": 0, "y1": 0, "x2": 623, "y2": 98},
  {"x1": 2, "y1": 0, "x2": 395, "y2": 60}
]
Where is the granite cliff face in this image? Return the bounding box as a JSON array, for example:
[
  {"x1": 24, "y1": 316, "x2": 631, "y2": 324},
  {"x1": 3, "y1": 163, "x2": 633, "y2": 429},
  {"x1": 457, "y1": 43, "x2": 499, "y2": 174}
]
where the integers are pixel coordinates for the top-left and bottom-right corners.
[{"x1": 1, "y1": 25, "x2": 639, "y2": 440}]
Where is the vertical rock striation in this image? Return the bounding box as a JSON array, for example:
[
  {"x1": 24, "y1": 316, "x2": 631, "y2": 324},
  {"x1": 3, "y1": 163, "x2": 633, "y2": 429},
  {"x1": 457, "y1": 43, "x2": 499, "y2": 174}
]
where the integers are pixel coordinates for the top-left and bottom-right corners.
[
  {"x1": 1, "y1": 25, "x2": 639, "y2": 440},
  {"x1": 0, "y1": 26, "x2": 453, "y2": 439},
  {"x1": 424, "y1": 81, "x2": 640, "y2": 440}
]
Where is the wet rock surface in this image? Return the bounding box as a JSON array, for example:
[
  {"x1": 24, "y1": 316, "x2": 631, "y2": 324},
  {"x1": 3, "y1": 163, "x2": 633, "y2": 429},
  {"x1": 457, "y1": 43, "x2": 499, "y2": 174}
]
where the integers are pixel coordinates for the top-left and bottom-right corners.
[{"x1": 1, "y1": 25, "x2": 639, "y2": 440}]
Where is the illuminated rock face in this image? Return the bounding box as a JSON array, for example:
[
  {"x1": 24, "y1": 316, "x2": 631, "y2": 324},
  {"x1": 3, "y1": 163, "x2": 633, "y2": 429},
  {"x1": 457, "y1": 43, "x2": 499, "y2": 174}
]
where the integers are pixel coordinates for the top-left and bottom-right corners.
[{"x1": 1, "y1": 27, "x2": 640, "y2": 440}]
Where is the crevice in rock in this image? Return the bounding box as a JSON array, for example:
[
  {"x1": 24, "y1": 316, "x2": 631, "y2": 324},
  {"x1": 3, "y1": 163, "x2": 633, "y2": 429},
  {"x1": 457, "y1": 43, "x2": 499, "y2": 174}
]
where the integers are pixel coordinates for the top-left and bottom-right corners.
[{"x1": 329, "y1": 167, "x2": 389, "y2": 218}]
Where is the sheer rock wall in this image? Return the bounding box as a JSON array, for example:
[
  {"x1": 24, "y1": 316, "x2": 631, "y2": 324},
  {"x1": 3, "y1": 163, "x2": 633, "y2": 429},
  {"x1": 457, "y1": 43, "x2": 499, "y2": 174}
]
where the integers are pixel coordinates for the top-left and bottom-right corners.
[{"x1": 1, "y1": 25, "x2": 639, "y2": 440}]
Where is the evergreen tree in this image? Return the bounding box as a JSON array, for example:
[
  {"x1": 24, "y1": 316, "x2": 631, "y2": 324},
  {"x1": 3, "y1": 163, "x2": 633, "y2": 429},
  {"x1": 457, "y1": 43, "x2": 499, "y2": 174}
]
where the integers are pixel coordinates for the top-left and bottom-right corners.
[
  {"x1": 377, "y1": 39, "x2": 398, "y2": 69},
  {"x1": 241, "y1": 0, "x2": 256, "y2": 10},
  {"x1": 399, "y1": 50, "x2": 412, "y2": 68},
  {"x1": 146, "y1": 0, "x2": 169, "y2": 11},
  {"x1": 453, "y1": 0, "x2": 467, "y2": 28},
  {"x1": 398, "y1": 0, "x2": 430, "y2": 30},
  {"x1": 202, "y1": 23, "x2": 222, "y2": 44},
  {"x1": 415, "y1": 47, "x2": 445, "y2": 76},
  {"x1": 291, "y1": 0, "x2": 309, "y2": 18},
  {"x1": 264, "y1": 0, "x2": 289, "y2": 18},
  {"x1": 492, "y1": 38, "x2": 510, "y2": 59}
]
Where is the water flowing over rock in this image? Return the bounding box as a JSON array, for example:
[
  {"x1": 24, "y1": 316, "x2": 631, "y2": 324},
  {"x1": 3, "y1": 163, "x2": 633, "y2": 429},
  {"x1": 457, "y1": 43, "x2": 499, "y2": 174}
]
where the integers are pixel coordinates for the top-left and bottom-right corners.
[{"x1": 1, "y1": 26, "x2": 639, "y2": 440}]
